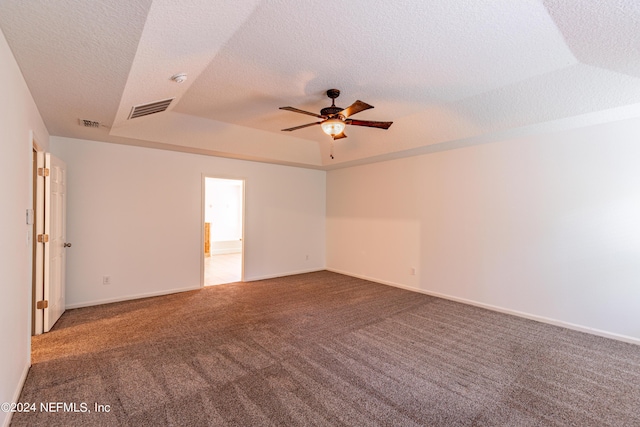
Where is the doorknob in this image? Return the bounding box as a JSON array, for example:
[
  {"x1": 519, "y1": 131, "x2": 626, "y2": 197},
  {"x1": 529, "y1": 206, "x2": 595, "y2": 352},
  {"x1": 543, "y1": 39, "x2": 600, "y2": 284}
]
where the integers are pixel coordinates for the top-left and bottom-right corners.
[{"x1": 64, "y1": 243, "x2": 72, "y2": 248}]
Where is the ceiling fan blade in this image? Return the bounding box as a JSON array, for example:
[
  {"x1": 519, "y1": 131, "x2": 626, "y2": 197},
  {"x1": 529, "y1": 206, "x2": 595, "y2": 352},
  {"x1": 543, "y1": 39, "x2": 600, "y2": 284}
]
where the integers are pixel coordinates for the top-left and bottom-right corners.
[
  {"x1": 347, "y1": 119, "x2": 393, "y2": 129},
  {"x1": 281, "y1": 122, "x2": 321, "y2": 132},
  {"x1": 279, "y1": 106, "x2": 325, "y2": 119},
  {"x1": 340, "y1": 100, "x2": 374, "y2": 118},
  {"x1": 332, "y1": 131, "x2": 347, "y2": 140}
]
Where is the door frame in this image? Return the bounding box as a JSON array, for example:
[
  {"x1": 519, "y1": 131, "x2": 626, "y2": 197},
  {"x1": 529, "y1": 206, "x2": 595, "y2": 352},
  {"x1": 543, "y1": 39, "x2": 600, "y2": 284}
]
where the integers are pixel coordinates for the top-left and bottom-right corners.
[
  {"x1": 32, "y1": 136, "x2": 44, "y2": 335},
  {"x1": 200, "y1": 174, "x2": 246, "y2": 287}
]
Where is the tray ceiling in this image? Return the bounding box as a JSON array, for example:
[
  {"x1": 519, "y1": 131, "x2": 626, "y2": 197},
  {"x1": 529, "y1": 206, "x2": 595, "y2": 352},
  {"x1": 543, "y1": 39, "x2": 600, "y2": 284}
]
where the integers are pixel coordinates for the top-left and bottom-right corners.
[{"x1": 1, "y1": 0, "x2": 640, "y2": 169}]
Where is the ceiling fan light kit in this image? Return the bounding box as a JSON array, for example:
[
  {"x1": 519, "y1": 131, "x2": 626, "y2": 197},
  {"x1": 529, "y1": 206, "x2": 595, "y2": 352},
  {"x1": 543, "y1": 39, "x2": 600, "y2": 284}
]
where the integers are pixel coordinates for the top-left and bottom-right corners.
[
  {"x1": 321, "y1": 118, "x2": 345, "y2": 136},
  {"x1": 280, "y1": 89, "x2": 393, "y2": 159}
]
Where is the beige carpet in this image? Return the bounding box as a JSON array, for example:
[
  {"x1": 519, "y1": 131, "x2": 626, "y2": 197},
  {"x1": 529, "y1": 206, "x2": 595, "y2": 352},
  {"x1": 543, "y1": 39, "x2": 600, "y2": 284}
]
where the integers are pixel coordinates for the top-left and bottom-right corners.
[{"x1": 13, "y1": 271, "x2": 640, "y2": 426}]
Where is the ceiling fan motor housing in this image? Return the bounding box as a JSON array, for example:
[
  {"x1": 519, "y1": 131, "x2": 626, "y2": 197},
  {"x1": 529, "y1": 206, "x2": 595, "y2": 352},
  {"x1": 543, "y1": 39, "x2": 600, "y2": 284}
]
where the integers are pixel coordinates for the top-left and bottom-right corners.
[{"x1": 320, "y1": 106, "x2": 343, "y2": 117}]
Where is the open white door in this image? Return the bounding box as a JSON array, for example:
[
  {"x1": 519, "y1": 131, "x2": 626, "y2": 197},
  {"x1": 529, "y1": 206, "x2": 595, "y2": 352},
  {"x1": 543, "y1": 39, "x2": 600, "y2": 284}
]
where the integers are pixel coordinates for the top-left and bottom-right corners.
[
  {"x1": 41, "y1": 153, "x2": 68, "y2": 332},
  {"x1": 34, "y1": 152, "x2": 45, "y2": 335}
]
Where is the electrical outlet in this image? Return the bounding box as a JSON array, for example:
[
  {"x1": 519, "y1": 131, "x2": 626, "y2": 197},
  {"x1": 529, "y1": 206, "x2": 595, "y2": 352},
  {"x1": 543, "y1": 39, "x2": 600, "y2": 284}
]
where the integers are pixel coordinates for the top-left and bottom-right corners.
[
  {"x1": 102, "y1": 276, "x2": 111, "y2": 285},
  {"x1": 305, "y1": 254, "x2": 309, "y2": 261},
  {"x1": 410, "y1": 267, "x2": 416, "y2": 276}
]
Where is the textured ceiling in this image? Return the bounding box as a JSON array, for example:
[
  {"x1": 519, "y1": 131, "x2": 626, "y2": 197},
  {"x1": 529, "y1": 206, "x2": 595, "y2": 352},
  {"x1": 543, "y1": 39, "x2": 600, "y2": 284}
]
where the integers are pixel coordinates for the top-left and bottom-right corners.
[{"x1": 1, "y1": 0, "x2": 640, "y2": 169}]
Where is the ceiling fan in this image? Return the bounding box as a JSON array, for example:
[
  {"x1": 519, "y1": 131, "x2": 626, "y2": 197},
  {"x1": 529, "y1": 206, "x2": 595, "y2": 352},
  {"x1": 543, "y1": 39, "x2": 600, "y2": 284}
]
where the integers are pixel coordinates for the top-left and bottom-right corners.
[{"x1": 279, "y1": 89, "x2": 393, "y2": 152}]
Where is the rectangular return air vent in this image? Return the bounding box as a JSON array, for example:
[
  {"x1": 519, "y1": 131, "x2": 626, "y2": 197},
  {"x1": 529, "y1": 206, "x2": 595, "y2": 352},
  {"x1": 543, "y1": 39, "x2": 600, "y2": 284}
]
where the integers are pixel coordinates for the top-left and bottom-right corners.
[
  {"x1": 128, "y1": 98, "x2": 174, "y2": 119},
  {"x1": 79, "y1": 119, "x2": 101, "y2": 128}
]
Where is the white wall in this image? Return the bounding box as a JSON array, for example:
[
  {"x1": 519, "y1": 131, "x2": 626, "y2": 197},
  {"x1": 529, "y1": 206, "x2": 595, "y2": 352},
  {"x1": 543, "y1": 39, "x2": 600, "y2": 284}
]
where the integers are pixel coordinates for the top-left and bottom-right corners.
[
  {"x1": 327, "y1": 116, "x2": 640, "y2": 343},
  {"x1": 49, "y1": 137, "x2": 326, "y2": 308},
  {"x1": 0, "y1": 29, "x2": 49, "y2": 427}
]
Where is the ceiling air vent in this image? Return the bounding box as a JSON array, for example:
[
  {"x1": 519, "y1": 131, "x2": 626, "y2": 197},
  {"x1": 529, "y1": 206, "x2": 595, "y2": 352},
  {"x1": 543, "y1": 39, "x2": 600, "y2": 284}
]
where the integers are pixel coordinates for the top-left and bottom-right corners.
[
  {"x1": 128, "y1": 98, "x2": 174, "y2": 119},
  {"x1": 79, "y1": 119, "x2": 101, "y2": 128}
]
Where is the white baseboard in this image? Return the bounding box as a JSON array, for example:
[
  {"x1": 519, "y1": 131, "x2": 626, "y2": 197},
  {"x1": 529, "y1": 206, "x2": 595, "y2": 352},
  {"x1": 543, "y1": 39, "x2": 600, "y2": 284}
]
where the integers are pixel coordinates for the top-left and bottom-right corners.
[
  {"x1": 2, "y1": 360, "x2": 30, "y2": 427},
  {"x1": 65, "y1": 286, "x2": 201, "y2": 309},
  {"x1": 326, "y1": 268, "x2": 640, "y2": 346},
  {"x1": 245, "y1": 268, "x2": 325, "y2": 282},
  {"x1": 65, "y1": 267, "x2": 325, "y2": 309}
]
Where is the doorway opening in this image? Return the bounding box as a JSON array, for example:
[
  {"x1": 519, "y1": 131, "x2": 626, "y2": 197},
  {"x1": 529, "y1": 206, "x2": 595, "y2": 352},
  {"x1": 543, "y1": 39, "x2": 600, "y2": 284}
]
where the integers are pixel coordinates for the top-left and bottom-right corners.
[{"x1": 203, "y1": 177, "x2": 244, "y2": 286}]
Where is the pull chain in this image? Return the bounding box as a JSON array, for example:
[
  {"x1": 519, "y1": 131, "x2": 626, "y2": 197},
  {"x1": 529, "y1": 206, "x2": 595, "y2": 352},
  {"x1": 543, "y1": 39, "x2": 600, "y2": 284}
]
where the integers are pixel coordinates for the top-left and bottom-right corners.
[{"x1": 330, "y1": 140, "x2": 334, "y2": 159}]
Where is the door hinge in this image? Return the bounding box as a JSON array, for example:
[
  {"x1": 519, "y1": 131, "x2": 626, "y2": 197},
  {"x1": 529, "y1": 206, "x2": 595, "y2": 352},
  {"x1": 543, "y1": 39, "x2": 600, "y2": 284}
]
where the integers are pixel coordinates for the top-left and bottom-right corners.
[
  {"x1": 36, "y1": 300, "x2": 49, "y2": 309},
  {"x1": 37, "y1": 234, "x2": 49, "y2": 243},
  {"x1": 37, "y1": 167, "x2": 50, "y2": 177}
]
